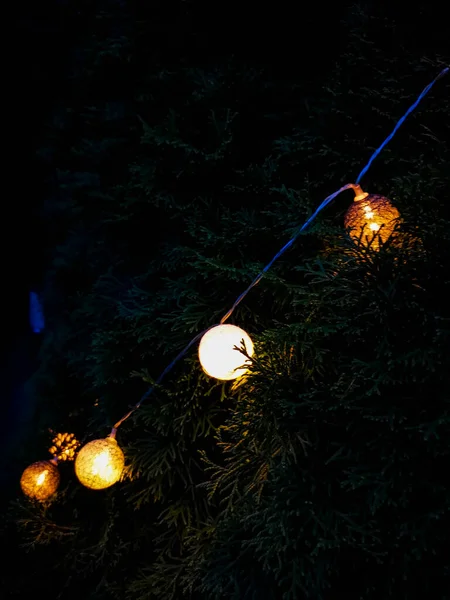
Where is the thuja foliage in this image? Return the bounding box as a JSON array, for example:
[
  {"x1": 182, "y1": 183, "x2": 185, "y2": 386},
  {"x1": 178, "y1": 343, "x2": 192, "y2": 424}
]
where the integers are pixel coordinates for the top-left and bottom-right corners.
[{"x1": 3, "y1": 2, "x2": 449, "y2": 599}]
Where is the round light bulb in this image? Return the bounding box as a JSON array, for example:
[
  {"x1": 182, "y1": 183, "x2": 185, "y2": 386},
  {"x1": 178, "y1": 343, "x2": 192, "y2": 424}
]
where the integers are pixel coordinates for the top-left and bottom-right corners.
[
  {"x1": 199, "y1": 324, "x2": 254, "y2": 380},
  {"x1": 344, "y1": 193, "x2": 400, "y2": 250},
  {"x1": 75, "y1": 436, "x2": 125, "y2": 490},
  {"x1": 20, "y1": 460, "x2": 60, "y2": 501}
]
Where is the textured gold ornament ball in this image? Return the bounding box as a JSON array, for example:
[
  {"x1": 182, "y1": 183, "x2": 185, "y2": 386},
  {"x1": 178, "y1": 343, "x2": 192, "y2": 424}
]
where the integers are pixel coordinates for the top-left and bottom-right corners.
[
  {"x1": 344, "y1": 194, "x2": 400, "y2": 250},
  {"x1": 20, "y1": 460, "x2": 60, "y2": 501},
  {"x1": 75, "y1": 437, "x2": 125, "y2": 490}
]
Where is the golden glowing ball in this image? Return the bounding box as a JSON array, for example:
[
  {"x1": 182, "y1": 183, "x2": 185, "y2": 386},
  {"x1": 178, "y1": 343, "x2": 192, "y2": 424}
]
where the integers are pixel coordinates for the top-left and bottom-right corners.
[
  {"x1": 75, "y1": 436, "x2": 125, "y2": 490},
  {"x1": 344, "y1": 194, "x2": 400, "y2": 250},
  {"x1": 49, "y1": 431, "x2": 80, "y2": 461},
  {"x1": 199, "y1": 324, "x2": 254, "y2": 380},
  {"x1": 20, "y1": 460, "x2": 60, "y2": 501}
]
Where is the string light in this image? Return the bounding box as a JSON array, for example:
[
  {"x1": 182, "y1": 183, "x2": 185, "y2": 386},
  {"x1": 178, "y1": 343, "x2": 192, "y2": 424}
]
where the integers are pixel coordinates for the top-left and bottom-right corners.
[
  {"x1": 49, "y1": 431, "x2": 81, "y2": 461},
  {"x1": 198, "y1": 324, "x2": 254, "y2": 380},
  {"x1": 74, "y1": 433, "x2": 125, "y2": 490},
  {"x1": 20, "y1": 432, "x2": 80, "y2": 501},
  {"x1": 344, "y1": 185, "x2": 401, "y2": 249},
  {"x1": 25, "y1": 67, "x2": 448, "y2": 494},
  {"x1": 20, "y1": 458, "x2": 60, "y2": 501}
]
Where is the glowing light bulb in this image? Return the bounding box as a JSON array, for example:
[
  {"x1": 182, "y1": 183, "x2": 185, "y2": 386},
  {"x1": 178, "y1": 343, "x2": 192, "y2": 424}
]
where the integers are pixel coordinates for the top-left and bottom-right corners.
[
  {"x1": 199, "y1": 324, "x2": 254, "y2": 380},
  {"x1": 20, "y1": 460, "x2": 60, "y2": 501},
  {"x1": 344, "y1": 189, "x2": 400, "y2": 250},
  {"x1": 91, "y1": 451, "x2": 114, "y2": 478},
  {"x1": 75, "y1": 437, "x2": 125, "y2": 490}
]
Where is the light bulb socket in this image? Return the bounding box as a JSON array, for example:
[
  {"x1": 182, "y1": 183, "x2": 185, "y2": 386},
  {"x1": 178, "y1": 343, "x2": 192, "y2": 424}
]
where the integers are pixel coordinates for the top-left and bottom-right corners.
[{"x1": 352, "y1": 184, "x2": 369, "y2": 202}]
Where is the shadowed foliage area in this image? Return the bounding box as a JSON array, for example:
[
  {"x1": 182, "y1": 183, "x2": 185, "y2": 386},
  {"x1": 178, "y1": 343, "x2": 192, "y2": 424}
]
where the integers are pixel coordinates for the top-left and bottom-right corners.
[{"x1": 2, "y1": 2, "x2": 449, "y2": 599}]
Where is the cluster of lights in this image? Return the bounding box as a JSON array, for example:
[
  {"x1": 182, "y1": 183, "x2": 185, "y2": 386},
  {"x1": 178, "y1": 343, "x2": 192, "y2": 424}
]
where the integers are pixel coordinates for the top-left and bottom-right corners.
[
  {"x1": 20, "y1": 324, "x2": 255, "y2": 499},
  {"x1": 20, "y1": 68, "x2": 447, "y2": 501},
  {"x1": 20, "y1": 183, "x2": 396, "y2": 501}
]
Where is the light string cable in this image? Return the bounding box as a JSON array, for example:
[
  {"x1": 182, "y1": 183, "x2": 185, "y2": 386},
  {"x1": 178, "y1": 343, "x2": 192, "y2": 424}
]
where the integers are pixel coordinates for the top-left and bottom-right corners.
[
  {"x1": 356, "y1": 66, "x2": 449, "y2": 184},
  {"x1": 112, "y1": 66, "x2": 449, "y2": 433}
]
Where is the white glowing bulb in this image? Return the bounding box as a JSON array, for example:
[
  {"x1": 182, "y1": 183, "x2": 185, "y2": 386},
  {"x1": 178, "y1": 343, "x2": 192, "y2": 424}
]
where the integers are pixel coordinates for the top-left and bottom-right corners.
[
  {"x1": 199, "y1": 324, "x2": 254, "y2": 380},
  {"x1": 36, "y1": 470, "x2": 48, "y2": 486},
  {"x1": 91, "y1": 452, "x2": 113, "y2": 478},
  {"x1": 369, "y1": 222, "x2": 380, "y2": 231}
]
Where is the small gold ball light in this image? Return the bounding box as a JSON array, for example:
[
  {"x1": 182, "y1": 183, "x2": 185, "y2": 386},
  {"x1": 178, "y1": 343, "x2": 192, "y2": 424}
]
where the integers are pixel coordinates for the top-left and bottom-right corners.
[
  {"x1": 74, "y1": 434, "x2": 125, "y2": 490},
  {"x1": 49, "y1": 431, "x2": 80, "y2": 462},
  {"x1": 20, "y1": 458, "x2": 60, "y2": 502},
  {"x1": 198, "y1": 324, "x2": 254, "y2": 381},
  {"x1": 344, "y1": 185, "x2": 400, "y2": 250}
]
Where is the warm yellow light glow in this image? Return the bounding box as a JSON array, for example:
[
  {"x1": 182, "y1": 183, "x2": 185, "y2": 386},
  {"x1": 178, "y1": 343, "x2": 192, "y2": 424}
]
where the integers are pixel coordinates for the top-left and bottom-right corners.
[
  {"x1": 75, "y1": 437, "x2": 125, "y2": 490},
  {"x1": 91, "y1": 451, "x2": 115, "y2": 478},
  {"x1": 198, "y1": 324, "x2": 254, "y2": 380},
  {"x1": 20, "y1": 460, "x2": 60, "y2": 501},
  {"x1": 36, "y1": 471, "x2": 48, "y2": 485},
  {"x1": 344, "y1": 193, "x2": 400, "y2": 250}
]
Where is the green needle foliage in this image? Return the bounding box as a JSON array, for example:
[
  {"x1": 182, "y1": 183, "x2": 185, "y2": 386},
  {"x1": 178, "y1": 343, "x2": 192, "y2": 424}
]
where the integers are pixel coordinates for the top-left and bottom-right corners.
[{"x1": 3, "y1": 2, "x2": 449, "y2": 599}]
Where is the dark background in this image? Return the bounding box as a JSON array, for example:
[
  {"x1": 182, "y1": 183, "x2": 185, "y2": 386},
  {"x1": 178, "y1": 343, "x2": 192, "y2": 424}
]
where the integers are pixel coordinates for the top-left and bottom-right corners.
[{"x1": 3, "y1": 0, "x2": 77, "y2": 484}]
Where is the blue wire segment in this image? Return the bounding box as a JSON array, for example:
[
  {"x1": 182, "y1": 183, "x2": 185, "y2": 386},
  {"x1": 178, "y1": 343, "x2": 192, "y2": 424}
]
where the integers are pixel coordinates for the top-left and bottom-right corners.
[
  {"x1": 219, "y1": 184, "x2": 355, "y2": 324},
  {"x1": 356, "y1": 67, "x2": 449, "y2": 184},
  {"x1": 218, "y1": 67, "x2": 449, "y2": 329},
  {"x1": 113, "y1": 67, "x2": 449, "y2": 429}
]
